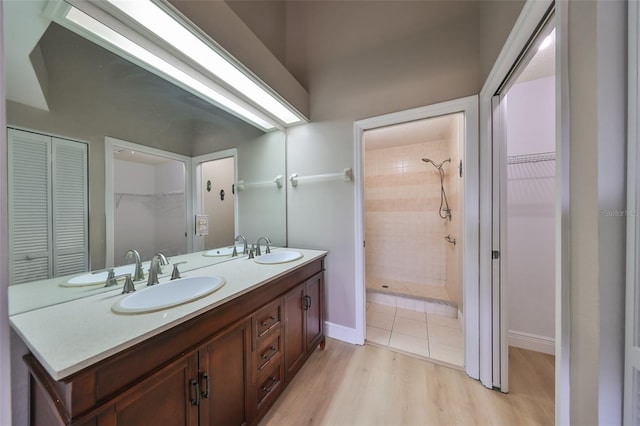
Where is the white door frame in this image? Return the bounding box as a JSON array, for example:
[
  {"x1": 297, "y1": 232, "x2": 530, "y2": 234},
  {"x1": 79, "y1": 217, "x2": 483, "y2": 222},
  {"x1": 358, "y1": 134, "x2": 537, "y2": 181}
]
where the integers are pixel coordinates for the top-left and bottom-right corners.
[
  {"x1": 104, "y1": 137, "x2": 193, "y2": 266},
  {"x1": 625, "y1": 0, "x2": 640, "y2": 423},
  {"x1": 191, "y1": 148, "x2": 239, "y2": 252},
  {"x1": 354, "y1": 95, "x2": 480, "y2": 380}
]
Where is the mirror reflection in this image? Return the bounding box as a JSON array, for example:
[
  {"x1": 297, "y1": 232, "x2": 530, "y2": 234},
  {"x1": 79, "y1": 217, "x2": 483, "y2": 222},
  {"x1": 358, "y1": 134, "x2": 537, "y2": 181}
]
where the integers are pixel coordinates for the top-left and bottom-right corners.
[
  {"x1": 6, "y1": 1, "x2": 287, "y2": 315},
  {"x1": 112, "y1": 147, "x2": 188, "y2": 265}
]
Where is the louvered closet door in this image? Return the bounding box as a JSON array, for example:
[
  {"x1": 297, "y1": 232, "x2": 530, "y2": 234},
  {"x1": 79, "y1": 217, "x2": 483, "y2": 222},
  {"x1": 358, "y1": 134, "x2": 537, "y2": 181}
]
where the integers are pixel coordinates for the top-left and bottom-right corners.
[
  {"x1": 8, "y1": 129, "x2": 52, "y2": 284},
  {"x1": 52, "y1": 138, "x2": 88, "y2": 276}
]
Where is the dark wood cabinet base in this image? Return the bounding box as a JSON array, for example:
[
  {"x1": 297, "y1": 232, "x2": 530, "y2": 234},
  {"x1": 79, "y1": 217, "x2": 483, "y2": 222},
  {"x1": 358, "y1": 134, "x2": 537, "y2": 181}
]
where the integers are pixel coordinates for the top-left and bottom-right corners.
[{"x1": 24, "y1": 256, "x2": 326, "y2": 426}]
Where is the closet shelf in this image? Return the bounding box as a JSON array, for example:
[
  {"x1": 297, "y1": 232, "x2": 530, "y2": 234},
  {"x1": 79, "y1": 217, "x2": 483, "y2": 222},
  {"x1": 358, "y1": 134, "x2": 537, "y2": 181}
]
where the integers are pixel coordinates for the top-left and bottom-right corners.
[{"x1": 507, "y1": 151, "x2": 555, "y2": 165}]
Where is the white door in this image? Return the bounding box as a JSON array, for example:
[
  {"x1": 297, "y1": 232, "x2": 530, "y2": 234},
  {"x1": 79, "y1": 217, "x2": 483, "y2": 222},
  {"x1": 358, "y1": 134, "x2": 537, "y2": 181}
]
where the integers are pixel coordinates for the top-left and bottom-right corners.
[
  {"x1": 8, "y1": 128, "x2": 89, "y2": 283},
  {"x1": 491, "y1": 95, "x2": 509, "y2": 392}
]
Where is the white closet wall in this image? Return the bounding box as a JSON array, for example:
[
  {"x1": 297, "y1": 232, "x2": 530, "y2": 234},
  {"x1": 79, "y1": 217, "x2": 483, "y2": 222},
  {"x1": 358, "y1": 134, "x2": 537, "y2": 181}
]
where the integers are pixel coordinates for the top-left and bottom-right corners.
[{"x1": 505, "y1": 76, "x2": 556, "y2": 354}]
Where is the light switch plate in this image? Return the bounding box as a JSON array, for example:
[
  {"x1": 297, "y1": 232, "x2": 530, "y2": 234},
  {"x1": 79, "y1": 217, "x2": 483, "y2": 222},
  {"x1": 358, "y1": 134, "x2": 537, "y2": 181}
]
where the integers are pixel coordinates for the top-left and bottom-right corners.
[{"x1": 195, "y1": 214, "x2": 209, "y2": 236}]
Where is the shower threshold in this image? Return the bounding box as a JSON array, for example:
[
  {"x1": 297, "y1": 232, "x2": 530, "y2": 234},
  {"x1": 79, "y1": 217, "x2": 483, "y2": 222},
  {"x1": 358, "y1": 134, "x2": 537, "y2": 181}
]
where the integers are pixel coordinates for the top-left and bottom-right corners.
[{"x1": 366, "y1": 279, "x2": 456, "y2": 307}]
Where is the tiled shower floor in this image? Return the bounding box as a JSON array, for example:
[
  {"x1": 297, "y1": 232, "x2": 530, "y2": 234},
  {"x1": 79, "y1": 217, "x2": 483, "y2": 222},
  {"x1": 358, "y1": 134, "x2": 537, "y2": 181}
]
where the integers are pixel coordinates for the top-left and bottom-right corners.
[{"x1": 366, "y1": 302, "x2": 464, "y2": 367}]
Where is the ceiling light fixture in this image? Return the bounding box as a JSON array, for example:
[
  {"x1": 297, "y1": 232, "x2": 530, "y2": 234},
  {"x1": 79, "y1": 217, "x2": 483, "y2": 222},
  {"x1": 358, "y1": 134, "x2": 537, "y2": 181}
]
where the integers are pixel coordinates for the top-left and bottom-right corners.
[
  {"x1": 106, "y1": 0, "x2": 303, "y2": 126},
  {"x1": 64, "y1": 6, "x2": 275, "y2": 130}
]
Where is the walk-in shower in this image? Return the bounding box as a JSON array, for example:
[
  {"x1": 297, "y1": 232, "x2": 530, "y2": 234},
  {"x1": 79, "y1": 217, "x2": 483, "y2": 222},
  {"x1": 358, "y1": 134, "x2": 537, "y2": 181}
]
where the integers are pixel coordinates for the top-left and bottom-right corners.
[
  {"x1": 362, "y1": 112, "x2": 465, "y2": 366},
  {"x1": 422, "y1": 157, "x2": 452, "y2": 221}
]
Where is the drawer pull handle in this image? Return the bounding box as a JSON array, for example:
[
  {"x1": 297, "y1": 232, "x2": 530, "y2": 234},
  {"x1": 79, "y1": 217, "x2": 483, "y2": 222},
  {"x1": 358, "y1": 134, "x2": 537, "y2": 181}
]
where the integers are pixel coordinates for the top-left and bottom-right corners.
[
  {"x1": 261, "y1": 346, "x2": 277, "y2": 360},
  {"x1": 304, "y1": 295, "x2": 311, "y2": 311},
  {"x1": 262, "y1": 376, "x2": 278, "y2": 393},
  {"x1": 201, "y1": 372, "x2": 210, "y2": 399},
  {"x1": 261, "y1": 315, "x2": 277, "y2": 327},
  {"x1": 190, "y1": 379, "x2": 200, "y2": 406}
]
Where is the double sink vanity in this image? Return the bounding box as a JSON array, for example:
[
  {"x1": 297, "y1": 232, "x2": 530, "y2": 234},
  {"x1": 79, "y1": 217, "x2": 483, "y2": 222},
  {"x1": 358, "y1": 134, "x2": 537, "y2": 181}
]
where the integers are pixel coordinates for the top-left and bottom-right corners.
[{"x1": 10, "y1": 246, "x2": 327, "y2": 426}]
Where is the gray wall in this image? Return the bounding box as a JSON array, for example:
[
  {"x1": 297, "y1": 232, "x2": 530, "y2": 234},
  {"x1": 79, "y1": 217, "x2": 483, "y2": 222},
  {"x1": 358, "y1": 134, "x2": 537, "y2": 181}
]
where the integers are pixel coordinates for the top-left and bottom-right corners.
[
  {"x1": 283, "y1": 0, "x2": 517, "y2": 329},
  {"x1": 564, "y1": 0, "x2": 627, "y2": 423}
]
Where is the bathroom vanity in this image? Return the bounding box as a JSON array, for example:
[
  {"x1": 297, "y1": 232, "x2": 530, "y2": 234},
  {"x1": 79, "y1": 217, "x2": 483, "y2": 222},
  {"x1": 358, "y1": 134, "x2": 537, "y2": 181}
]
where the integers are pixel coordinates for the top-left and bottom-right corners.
[{"x1": 10, "y1": 249, "x2": 326, "y2": 426}]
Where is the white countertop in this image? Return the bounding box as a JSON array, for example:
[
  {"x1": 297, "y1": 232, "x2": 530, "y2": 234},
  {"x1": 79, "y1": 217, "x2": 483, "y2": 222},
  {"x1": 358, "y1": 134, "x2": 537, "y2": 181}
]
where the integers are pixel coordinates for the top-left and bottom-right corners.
[
  {"x1": 10, "y1": 248, "x2": 326, "y2": 381},
  {"x1": 8, "y1": 248, "x2": 250, "y2": 315}
]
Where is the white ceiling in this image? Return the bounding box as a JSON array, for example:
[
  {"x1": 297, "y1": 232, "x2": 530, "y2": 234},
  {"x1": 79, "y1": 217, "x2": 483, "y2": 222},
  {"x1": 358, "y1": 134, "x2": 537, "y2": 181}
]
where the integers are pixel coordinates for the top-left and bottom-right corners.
[
  {"x1": 364, "y1": 113, "x2": 462, "y2": 151},
  {"x1": 113, "y1": 150, "x2": 173, "y2": 165},
  {"x1": 515, "y1": 28, "x2": 555, "y2": 84}
]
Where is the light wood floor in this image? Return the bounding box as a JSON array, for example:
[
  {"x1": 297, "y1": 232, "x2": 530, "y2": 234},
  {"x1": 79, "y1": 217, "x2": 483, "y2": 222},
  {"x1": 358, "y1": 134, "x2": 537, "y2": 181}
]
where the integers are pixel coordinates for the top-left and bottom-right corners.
[{"x1": 260, "y1": 339, "x2": 554, "y2": 426}]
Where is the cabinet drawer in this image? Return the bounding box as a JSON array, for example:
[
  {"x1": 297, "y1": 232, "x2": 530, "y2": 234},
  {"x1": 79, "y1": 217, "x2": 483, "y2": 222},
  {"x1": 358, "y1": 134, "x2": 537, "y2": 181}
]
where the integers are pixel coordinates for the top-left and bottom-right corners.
[
  {"x1": 254, "y1": 361, "x2": 283, "y2": 414},
  {"x1": 252, "y1": 299, "x2": 282, "y2": 348},
  {"x1": 253, "y1": 331, "x2": 282, "y2": 382}
]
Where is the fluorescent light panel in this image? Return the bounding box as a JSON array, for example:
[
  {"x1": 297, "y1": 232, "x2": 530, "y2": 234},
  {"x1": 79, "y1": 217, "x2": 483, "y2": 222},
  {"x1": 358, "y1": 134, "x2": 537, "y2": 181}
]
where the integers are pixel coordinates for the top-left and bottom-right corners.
[
  {"x1": 65, "y1": 6, "x2": 275, "y2": 130},
  {"x1": 107, "y1": 0, "x2": 302, "y2": 125}
]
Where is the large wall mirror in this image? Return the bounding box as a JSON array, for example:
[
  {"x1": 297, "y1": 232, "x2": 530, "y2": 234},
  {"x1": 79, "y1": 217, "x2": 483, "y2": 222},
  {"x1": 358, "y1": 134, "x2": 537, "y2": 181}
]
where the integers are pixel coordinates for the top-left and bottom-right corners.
[{"x1": 5, "y1": 0, "x2": 287, "y2": 315}]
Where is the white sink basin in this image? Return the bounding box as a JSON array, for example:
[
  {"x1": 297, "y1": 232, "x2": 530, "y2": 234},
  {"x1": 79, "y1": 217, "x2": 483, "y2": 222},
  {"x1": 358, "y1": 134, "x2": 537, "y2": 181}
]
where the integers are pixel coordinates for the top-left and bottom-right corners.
[
  {"x1": 203, "y1": 246, "x2": 245, "y2": 257},
  {"x1": 62, "y1": 262, "x2": 153, "y2": 287},
  {"x1": 254, "y1": 251, "x2": 303, "y2": 265},
  {"x1": 112, "y1": 276, "x2": 225, "y2": 314}
]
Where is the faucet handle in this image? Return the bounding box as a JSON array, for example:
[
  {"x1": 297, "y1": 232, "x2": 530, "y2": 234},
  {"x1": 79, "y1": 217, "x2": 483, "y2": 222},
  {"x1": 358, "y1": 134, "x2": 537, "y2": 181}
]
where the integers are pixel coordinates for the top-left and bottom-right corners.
[
  {"x1": 113, "y1": 273, "x2": 135, "y2": 294},
  {"x1": 248, "y1": 245, "x2": 255, "y2": 259},
  {"x1": 232, "y1": 246, "x2": 238, "y2": 257},
  {"x1": 92, "y1": 268, "x2": 118, "y2": 287},
  {"x1": 171, "y1": 261, "x2": 187, "y2": 280}
]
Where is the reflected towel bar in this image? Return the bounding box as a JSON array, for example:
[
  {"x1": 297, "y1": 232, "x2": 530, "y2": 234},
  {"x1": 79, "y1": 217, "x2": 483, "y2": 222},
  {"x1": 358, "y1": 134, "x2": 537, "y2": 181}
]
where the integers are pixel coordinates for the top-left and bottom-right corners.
[{"x1": 289, "y1": 168, "x2": 353, "y2": 187}]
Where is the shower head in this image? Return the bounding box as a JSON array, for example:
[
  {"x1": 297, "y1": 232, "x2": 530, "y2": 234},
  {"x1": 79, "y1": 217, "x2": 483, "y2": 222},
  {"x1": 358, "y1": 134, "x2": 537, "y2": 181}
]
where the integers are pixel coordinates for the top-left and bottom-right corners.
[{"x1": 422, "y1": 158, "x2": 451, "y2": 169}]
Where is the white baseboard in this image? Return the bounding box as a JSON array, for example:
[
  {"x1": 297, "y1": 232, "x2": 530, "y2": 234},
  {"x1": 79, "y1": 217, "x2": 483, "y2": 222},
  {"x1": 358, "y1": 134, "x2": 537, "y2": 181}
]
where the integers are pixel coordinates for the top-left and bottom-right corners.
[
  {"x1": 508, "y1": 330, "x2": 555, "y2": 355},
  {"x1": 324, "y1": 321, "x2": 362, "y2": 345}
]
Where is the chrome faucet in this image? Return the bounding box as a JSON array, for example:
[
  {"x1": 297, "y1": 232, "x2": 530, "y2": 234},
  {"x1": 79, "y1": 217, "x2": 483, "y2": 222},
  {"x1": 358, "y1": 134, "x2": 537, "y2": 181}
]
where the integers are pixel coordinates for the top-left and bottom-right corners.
[
  {"x1": 255, "y1": 236, "x2": 271, "y2": 256},
  {"x1": 124, "y1": 249, "x2": 145, "y2": 281},
  {"x1": 147, "y1": 254, "x2": 167, "y2": 286},
  {"x1": 234, "y1": 235, "x2": 248, "y2": 256},
  {"x1": 152, "y1": 253, "x2": 169, "y2": 274}
]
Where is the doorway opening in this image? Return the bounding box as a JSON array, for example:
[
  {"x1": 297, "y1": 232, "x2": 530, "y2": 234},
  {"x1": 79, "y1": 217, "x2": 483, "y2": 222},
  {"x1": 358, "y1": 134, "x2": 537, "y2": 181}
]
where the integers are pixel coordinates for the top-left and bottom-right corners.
[
  {"x1": 363, "y1": 113, "x2": 465, "y2": 367},
  {"x1": 354, "y1": 96, "x2": 480, "y2": 379},
  {"x1": 487, "y1": 9, "x2": 556, "y2": 397},
  {"x1": 105, "y1": 136, "x2": 192, "y2": 267},
  {"x1": 192, "y1": 149, "x2": 238, "y2": 253},
  {"x1": 199, "y1": 157, "x2": 236, "y2": 251}
]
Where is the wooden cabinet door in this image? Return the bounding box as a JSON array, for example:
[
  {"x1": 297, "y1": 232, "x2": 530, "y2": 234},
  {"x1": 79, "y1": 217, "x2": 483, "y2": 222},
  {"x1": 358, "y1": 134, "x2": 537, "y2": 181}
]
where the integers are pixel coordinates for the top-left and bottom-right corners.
[
  {"x1": 305, "y1": 272, "x2": 324, "y2": 351},
  {"x1": 283, "y1": 283, "x2": 305, "y2": 381},
  {"x1": 198, "y1": 319, "x2": 250, "y2": 426},
  {"x1": 111, "y1": 353, "x2": 198, "y2": 426}
]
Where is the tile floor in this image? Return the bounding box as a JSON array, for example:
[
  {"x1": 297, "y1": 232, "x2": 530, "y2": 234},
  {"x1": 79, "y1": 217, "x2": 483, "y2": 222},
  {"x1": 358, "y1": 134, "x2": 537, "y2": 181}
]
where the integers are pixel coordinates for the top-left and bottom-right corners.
[{"x1": 366, "y1": 302, "x2": 464, "y2": 367}]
